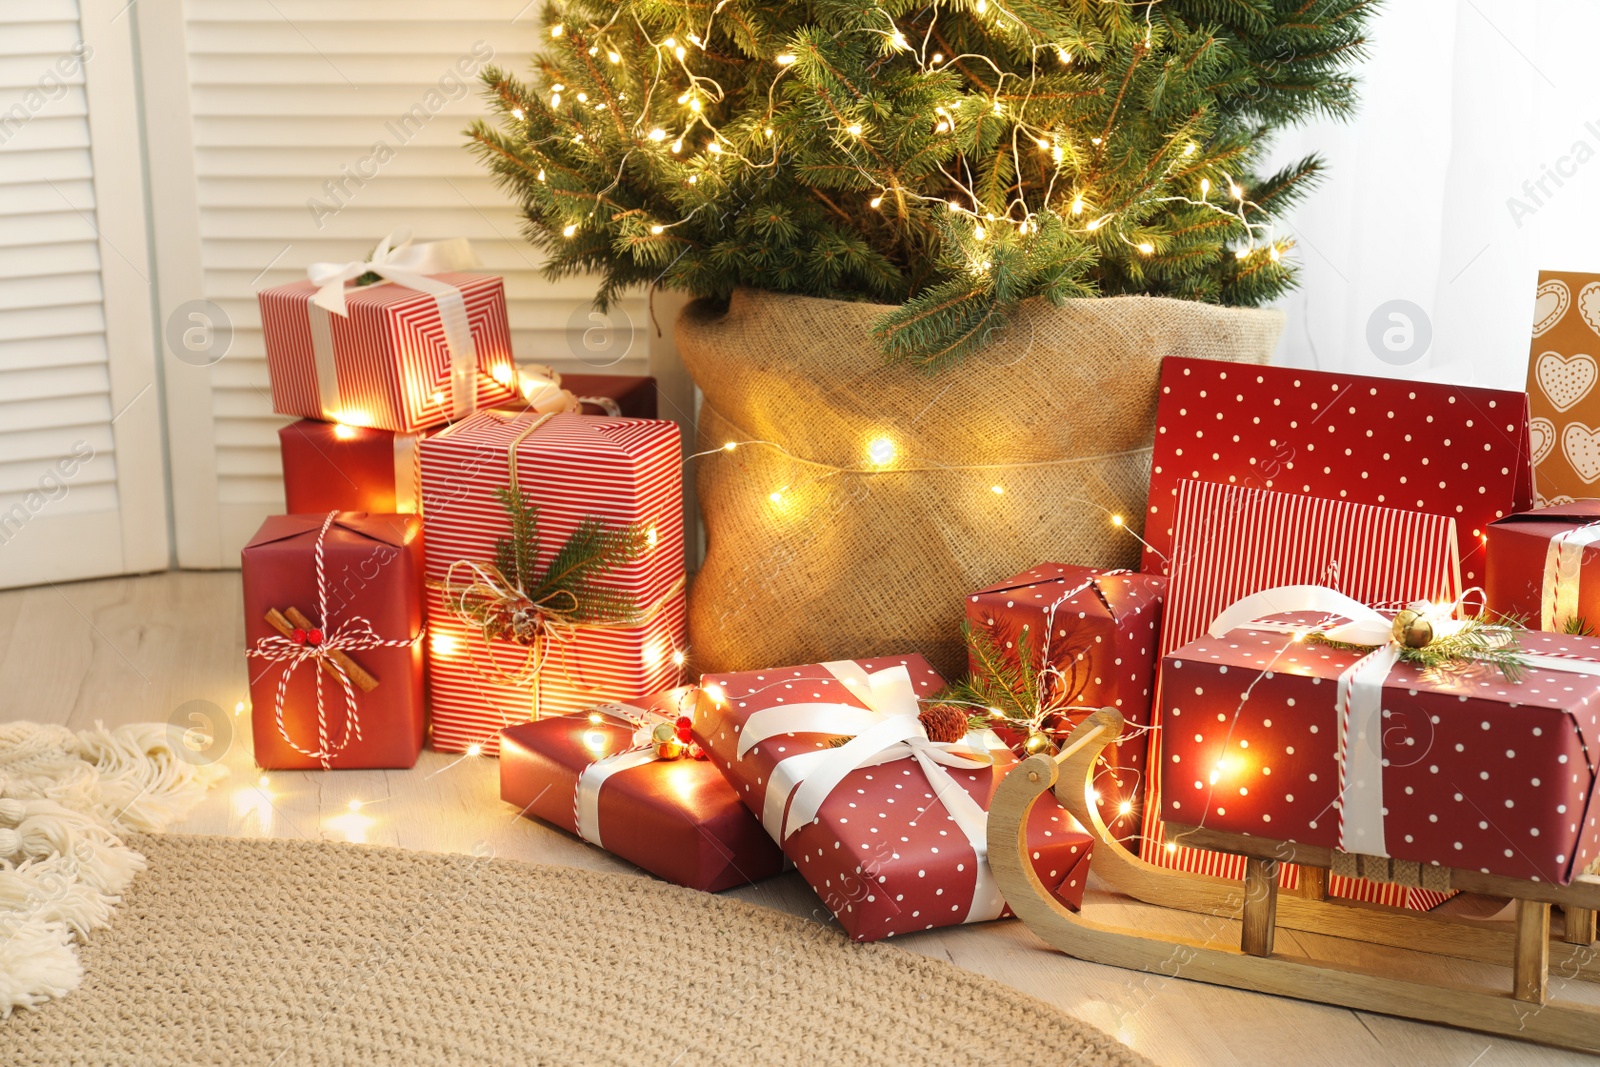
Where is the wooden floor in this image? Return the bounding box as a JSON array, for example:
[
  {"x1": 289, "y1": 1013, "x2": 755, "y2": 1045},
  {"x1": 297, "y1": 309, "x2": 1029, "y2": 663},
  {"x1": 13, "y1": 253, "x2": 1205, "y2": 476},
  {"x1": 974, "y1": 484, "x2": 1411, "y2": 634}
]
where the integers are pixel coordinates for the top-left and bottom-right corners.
[{"x1": 5, "y1": 569, "x2": 1595, "y2": 1067}]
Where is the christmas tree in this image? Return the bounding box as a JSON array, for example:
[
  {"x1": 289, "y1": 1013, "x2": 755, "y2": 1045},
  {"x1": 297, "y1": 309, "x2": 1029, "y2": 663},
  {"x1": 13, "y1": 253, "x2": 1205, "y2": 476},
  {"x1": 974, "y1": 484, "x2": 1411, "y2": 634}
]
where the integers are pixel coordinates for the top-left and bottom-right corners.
[{"x1": 470, "y1": 1, "x2": 1374, "y2": 368}]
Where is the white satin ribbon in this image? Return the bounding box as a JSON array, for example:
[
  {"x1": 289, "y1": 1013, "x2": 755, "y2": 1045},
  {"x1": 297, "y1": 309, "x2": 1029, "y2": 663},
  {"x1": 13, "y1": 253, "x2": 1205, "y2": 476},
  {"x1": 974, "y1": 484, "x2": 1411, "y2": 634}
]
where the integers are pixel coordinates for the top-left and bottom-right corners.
[
  {"x1": 1542, "y1": 521, "x2": 1600, "y2": 631},
  {"x1": 1209, "y1": 584, "x2": 1600, "y2": 858},
  {"x1": 306, "y1": 228, "x2": 484, "y2": 419},
  {"x1": 572, "y1": 701, "x2": 672, "y2": 848},
  {"x1": 392, "y1": 432, "x2": 420, "y2": 514},
  {"x1": 734, "y1": 661, "x2": 1007, "y2": 924},
  {"x1": 517, "y1": 363, "x2": 583, "y2": 416}
]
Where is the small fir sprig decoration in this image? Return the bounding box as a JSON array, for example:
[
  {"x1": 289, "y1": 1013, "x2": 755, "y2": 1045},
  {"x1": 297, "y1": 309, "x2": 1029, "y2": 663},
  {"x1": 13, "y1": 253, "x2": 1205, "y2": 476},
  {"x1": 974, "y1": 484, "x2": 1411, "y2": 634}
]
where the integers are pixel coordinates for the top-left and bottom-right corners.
[
  {"x1": 449, "y1": 487, "x2": 650, "y2": 643},
  {"x1": 468, "y1": 0, "x2": 1375, "y2": 368},
  {"x1": 1309, "y1": 609, "x2": 1528, "y2": 683},
  {"x1": 934, "y1": 618, "x2": 1086, "y2": 738}
]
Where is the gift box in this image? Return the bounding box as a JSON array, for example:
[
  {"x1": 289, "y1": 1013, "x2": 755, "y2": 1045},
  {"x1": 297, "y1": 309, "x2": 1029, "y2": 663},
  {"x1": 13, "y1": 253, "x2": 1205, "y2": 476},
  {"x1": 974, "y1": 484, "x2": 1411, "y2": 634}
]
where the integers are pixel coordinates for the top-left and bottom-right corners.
[
  {"x1": 499, "y1": 687, "x2": 786, "y2": 891},
  {"x1": 1487, "y1": 503, "x2": 1600, "y2": 634},
  {"x1": 241, "y1": 512, "x2": 426, "y2": 769},
  {"x1": 1142, "y1": 480, "x2": 1463, "y2": 909},
  {"x1": 561, "y1": 373, "x2": 658, "y2": 419},
  {"x1": 1160, "y1": 595, "x2": 1600, "y2": 888},
  {"x1": 278, "y1": 419, "x2": 430, "y2": 515},
  {"x1": 260, "y1": 271, "x2": 518, "y2": 433},
  {"x1": 1525, "y1": 271, "x2": 1600, "y2": 505},
  {"x1": 965, "y1": 564, "x2": 1164, "y2": 842},
  {"x1": 1143, "y1": 356, "x2": 1534, "y2": 585},
  {"x1": 420, "y1": 409, "x2": 687, "y2": 754},
  {"x1": 694, "y1": 655, "x2": 1094, "y2": 942}
]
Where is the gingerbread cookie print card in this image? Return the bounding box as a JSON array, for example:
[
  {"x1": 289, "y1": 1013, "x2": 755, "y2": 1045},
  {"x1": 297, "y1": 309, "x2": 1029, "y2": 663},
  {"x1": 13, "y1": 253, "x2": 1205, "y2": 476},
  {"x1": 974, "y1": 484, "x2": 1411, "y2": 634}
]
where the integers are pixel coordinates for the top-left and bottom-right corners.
[{"x1": 1527, "y1": 270, "x2": 1600, "y2": 504}]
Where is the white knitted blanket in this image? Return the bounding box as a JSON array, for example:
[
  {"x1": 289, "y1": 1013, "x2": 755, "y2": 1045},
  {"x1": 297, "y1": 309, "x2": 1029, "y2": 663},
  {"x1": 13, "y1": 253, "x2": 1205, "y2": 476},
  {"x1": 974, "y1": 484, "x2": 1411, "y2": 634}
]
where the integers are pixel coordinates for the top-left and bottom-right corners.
[{"x1": 0, "y1": 721, "x2": 226, "y2": 1016}]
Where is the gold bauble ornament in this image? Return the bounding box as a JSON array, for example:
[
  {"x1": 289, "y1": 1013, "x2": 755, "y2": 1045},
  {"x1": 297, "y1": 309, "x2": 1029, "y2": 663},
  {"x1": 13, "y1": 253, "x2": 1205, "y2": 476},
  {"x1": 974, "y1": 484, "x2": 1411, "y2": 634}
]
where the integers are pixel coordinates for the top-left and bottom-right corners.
[
  {"x1": 1023, "y1": 731, "x2": 1058, "y2": 756},
  {"x1": 1391, "y1": 608, "x2": 1434, "y2": 649},
  {"x1": 654, "y1": 739, "x2": 686, "y2": 760},
  {"x1": 651, "y1": 721, "x2": 678, "y2": 745}
]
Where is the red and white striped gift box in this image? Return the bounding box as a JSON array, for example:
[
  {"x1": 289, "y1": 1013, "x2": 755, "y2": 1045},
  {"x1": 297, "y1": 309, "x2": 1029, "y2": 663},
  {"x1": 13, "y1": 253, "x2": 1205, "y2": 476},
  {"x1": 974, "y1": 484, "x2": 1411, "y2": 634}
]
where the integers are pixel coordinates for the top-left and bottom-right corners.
[
  {"x1": 260, "y1": 272, "x2": 519, "y2": 433},
  {"x1": 418, "y1": 410, "x2": 687, "y2": 754},
  {"x1": 1141, "y1": 480, "x2": 1463, "y2": 910}
]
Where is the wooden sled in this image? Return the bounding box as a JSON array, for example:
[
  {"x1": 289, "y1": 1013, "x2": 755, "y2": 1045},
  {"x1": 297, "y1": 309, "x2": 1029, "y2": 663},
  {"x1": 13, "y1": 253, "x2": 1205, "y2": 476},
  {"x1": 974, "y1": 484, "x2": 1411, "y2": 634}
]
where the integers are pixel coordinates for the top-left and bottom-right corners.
[{"x1": 986, "y1": 708, "x2": 1600, "y2": 1052}]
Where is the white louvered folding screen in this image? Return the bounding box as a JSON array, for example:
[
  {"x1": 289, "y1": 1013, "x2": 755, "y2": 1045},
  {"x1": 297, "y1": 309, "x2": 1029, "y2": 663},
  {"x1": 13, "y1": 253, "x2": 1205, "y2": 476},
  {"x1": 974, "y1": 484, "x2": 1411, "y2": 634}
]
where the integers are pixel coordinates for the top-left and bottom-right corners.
[
  {"x1": 139, "y1": 1, "x2": 652, "y2": 567},
  {"x1": 0, "y1": 0, "x2": 168, "y2": 588}
]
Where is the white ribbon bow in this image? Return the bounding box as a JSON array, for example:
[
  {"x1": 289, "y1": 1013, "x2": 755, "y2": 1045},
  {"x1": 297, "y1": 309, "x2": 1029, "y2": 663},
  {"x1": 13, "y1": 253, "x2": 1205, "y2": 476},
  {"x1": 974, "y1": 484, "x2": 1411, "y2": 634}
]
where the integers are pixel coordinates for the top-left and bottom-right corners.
[
  {"x1": 734, "y1": 661, "x2": 1008, "y2": 925},
  {"x1": 304, "y1": 228, "x2": 484, "y2": 420},
  {"x1": 572, "y1": 699, "x2": 688, "y2": 848},
  {"x1": 306, "y1": 227, "x2": 481, "y2": 316},
  {"x1": 1208, "y1": 584, "x2": 1600, "y2": 859}
]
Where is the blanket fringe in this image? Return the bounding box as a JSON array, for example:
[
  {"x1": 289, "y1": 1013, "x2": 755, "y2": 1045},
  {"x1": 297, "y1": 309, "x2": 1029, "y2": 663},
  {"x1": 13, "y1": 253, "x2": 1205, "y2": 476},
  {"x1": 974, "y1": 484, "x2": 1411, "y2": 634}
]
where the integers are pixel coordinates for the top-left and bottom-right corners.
[{"x1": 0, "y1": 720, "x2": 227, "y2": 1017}]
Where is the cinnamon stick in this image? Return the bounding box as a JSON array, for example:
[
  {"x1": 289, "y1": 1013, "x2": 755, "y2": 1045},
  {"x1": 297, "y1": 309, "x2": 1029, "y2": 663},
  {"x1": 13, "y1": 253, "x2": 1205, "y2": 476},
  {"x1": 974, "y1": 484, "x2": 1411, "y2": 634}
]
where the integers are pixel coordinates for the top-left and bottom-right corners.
[{"x1": 263, "y1": 607, "x2": 380, "y2": 692}]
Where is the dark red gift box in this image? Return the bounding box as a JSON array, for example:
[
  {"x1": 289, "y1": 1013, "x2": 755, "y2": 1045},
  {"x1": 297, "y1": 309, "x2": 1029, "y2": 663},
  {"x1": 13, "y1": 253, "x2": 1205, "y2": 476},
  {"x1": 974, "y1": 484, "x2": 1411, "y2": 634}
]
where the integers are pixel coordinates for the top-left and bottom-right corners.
[
  {"x1": 1487, "y1": 501, "x2": 1600, "y2": 632},
  {"x1": 562, "y1": 373, "x2": 657, "y2": 419},
  {"x1": 279, "y1": 420, "x2": 429, "y2": 516},
  {"x1": 966, "y1": 564, "x2": 1164, "y2": 844},
  {"x1": 1161, "y1": 614, "x2": 1600, "y2": 886},
  {"x1": 241, "y1": 512, "x2": 426, "y2": 770},
  {"x1": 694, "y1": 655, "x2": 1093, "y2": 942},
  {"x1": 499, "y1": 687, "x2": 785, "y2": 892}
]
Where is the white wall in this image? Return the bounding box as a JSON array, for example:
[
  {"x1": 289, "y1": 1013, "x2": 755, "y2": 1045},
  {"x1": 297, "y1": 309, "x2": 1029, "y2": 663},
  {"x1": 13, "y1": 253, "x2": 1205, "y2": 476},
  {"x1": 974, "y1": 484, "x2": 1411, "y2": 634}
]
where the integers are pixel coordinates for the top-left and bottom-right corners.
[{"x1": 1267, "y1": 0, "x2": 1600, "y2": 389}]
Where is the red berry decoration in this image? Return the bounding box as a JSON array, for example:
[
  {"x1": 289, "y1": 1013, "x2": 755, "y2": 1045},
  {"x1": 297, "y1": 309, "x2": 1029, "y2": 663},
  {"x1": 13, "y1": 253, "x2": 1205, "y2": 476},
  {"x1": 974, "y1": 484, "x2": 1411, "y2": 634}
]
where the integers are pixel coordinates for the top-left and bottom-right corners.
[
  {"x1": 291, "y1": 627, "x2": 308, "y2": 645},
  {"x1": 307, "y1": 628, "x2": 324, "y2": 645},
  {"x1": 674, "y1": 716, "x2": 693, "y2": 743}
]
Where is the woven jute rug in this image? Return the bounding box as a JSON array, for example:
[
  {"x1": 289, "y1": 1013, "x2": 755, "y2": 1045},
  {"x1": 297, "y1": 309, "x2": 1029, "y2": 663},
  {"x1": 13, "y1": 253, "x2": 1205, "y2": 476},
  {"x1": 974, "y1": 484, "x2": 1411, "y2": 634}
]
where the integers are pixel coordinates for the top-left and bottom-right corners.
[{"x1": 5, "y1": 834, "x2": 1150, "y2": 1067}]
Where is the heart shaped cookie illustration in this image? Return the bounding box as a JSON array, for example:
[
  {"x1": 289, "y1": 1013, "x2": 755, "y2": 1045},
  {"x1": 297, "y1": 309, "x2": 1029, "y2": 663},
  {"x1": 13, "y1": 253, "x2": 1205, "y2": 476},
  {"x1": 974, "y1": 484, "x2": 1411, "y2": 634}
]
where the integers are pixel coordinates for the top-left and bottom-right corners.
[
  {"x1": 1536, "y1": 351, "x2": 1598, "y2": 412},
  {"x1": 1582, "y1": 282, "x2": 1600, "y2": 338},
  {"x1": 1530, "y1": 416, "x2": 1555, "y2": 466},
  {"x1": 1563, "y1": 422, "x2": 1600, "y2": 483},
  {"x1": 1534, "y1": 279, "x2": 1571, "y2": 337}
]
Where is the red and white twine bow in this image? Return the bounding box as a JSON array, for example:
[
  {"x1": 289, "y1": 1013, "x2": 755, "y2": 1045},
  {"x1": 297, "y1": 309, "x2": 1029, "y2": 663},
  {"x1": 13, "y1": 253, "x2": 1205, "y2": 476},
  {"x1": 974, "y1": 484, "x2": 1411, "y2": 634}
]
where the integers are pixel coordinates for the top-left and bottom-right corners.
[{"x1": 247, "y1": 511, "x2": 423, "y2": 768}]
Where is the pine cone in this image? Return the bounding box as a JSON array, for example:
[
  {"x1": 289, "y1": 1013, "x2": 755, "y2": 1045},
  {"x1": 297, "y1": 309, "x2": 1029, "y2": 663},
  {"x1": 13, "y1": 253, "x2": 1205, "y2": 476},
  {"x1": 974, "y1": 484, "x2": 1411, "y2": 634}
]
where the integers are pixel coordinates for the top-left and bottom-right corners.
[{"x1": 918, "y1": 704, "x2": 970, "y2": 744}]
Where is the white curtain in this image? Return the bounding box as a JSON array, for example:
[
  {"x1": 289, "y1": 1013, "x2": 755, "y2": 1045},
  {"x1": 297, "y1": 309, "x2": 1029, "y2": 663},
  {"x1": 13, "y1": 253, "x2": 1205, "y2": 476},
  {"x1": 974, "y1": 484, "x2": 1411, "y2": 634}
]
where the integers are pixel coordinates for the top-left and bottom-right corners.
[{"x1": 1266, "y1": 0, "x2": 1599, "y2": 390}]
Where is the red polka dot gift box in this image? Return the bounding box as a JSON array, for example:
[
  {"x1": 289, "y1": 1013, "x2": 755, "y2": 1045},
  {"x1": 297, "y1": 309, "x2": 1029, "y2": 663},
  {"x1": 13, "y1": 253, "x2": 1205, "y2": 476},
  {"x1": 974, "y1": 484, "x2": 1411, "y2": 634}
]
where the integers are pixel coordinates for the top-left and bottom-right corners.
[
  {"x1": 965, "y1": 564, "x2": 1165, "y2": 846},
  {"x1": 1142, "y1": 356, "x2": 1535, "y2": 586},
  {"x1": 1160, "y1": 608, "x2": 1600, "y2": 888},
  {"x1": 693, "y1": 656, "x2": 1093, "y2": 942}
]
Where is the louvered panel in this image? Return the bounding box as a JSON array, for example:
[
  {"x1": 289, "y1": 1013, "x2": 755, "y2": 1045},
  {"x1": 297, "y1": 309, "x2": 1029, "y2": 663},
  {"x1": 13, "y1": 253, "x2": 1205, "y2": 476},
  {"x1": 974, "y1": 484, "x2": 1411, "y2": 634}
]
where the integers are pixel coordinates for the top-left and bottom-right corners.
[
  {"x1": 0, "y1": 334, "x2": 107, "y2": 374},
  {"x1": 156, "y1": 1, "x2": 646, "y2": 562},
  {"x1": 0, "y1": 272, "x2": 103, "y2": 311},
  {"x1": 0, "y1": 179, "x2": 96, "y2": 217}
]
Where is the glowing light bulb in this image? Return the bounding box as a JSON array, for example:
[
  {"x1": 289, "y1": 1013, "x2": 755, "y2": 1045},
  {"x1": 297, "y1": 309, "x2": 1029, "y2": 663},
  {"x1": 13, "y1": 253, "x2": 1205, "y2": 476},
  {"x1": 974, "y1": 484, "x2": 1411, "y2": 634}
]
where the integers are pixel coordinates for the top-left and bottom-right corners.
[
  {"x1": 234, "y1": 700, "x2": 246, "y2": 715},
  {"x1": 1269, "y1": 246, "x2": 1281, "y2": 263},
  {"x1": 891, "y1": 32, "x2": 907, "y2": 48},
  {"x1": 846, "y1": 123, "x2": 862, "y2": 136},
  {"x1": 1200, "y1": 178, "x2": 1211, "y2": 197},
  {"x1": 688, "y1": 98, "x2": 701, "y2": 113},
  {"x1": 1118, "y1": 800, "x2": 1133, "y2": 816},
  {"x1": 258, "y1": 774, "x2": 270, "y2": 789},
  {"x1": 867, "y1": 437, "x2": 896, "y2": 466},
  {"x1": 670, "y1": 140, "x2": 683, "y2": 153},
  {"x1": 671, "y1": 650, "x2": 687, "y2": 667},
  {"x1": 1071, "y1": 196, "x2": 1085, "y2": 215},
  {"x1": 973, "y1": 225, "x2": 986, "y2": 241},
  {"x1": 1137, "y1": 242, "x2": 1154, "y2": 255},
  {"x1": 704, "y1": 684, "x2": 725, "y2": 705},
  {"x1": 550, "y1": 92, "x2": 562, "y2": 107},
  {"x1": 650, "y1": 225, "x2": 664, "y2": 234},
  {"x1": 976, "y1": 0, "x2": 987, "y2": 11},
  {"x1": 608, "y1": 51, "x2": 621, "y2": 63},
  {"x1": 1230, "y1": 183, "x2": 1243, "y2": 199},
  {"x1": 675, "y1": 46, "x2": 686, "y2": 60},
  {"x1": 645, "y1": 525, "x2": 658, "y2": 548},
  {"x1": 1090, "y1": 136, "x2": 1102, "y2": 146},
  {"x1": 869, "y1": 196, "x2": 883, "y2": 208},
  {"x1": 537, "y1": 169, "x2": 545, "y2": 181},
  {"x1": 466, "y1": 743, "x2": 483, "y2": 758},
  {"x1": 492, "y1": 364, "x2": 513, "y2": 385},
  {"x1": 1166, "y1": 842, "x2": 1177, "y2": 854},
  {"x1": 1056, "y1": 49, "x2": 1071, "y2": 64},
  {"x1": 589, "y1": 712, "x2": 605, "y2": 724},
  {"x1": 576, "y1": 92, "x2": 588, "y2": 102},
  {"x1": 511, "y1": 107, "x2": 525, "y2": 120},
  {"x1": 347, "y1": 799, "x2": 363, "y2": 813},
  {"x1": 1051, "y1": 146, "x2": 1063, "y2": 163},
  {"x1": 776, "y1": 54, "x2": 796, "y2": 65},
  {"x1": 431, "y1": 632, "x2": 459, "y2": 657},
  {"x1": 935, "y1": 121, "x2": 950, "y2": 133},
  {"x1": 664, "y1": 37, "x2": 677, "y2": 49},
  {"x1": 1235, "y1": 246, "x2": 1250, "y2": 259},
  {"x1": 932, "y1": 52, "x2": 944, "y2": 63},
  {"x1": 1111, "y1": 514, "x2": 1124, "y2": 527},
  {"x1": 333, "y1": 423, "x2": 357, "y2": 440},
  {"x1": 769, "y1": 490, "x2": 784, "y2": 504},
  {"x1": 1184, "y1": 142, "x2": 1197, "y2": 156},
  {"x1": 722, "y1": 441, "x2": 737, "y2": 451},
  {"x1": 562, "y1": 224, "x2": 577, "y2": 237},
  {"x1": 550, "y1": 23, "x2": 563, "y2": 37},
  {"x1": 1086, "y1": 218, "x2": 1102, "y2": 231},
  {"x1": 991, "y1": 485, "x2": 1004, "y2": 495},
  {"x1": 707, "y1": 141, "x2": 722, "y2": 154},
  {"x1": 1036, "y1": 138, "x2": 1050, "y2": 150}
]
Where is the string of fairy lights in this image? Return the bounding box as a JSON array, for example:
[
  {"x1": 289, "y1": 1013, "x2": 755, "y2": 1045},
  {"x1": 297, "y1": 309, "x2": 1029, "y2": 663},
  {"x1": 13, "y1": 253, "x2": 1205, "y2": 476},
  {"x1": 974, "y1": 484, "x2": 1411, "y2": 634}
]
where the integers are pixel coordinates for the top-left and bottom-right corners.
[{"x1": 521, "y1": 1, "x2": 1287, "y2": 274}]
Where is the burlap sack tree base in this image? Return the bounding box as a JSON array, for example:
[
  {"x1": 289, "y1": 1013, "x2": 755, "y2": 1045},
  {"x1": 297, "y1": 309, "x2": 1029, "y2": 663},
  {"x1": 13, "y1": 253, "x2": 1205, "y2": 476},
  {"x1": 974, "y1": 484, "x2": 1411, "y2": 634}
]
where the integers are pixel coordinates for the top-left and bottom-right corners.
[{"x1": 680, "y1": 288, "x2": 1283, "y2": 677}]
